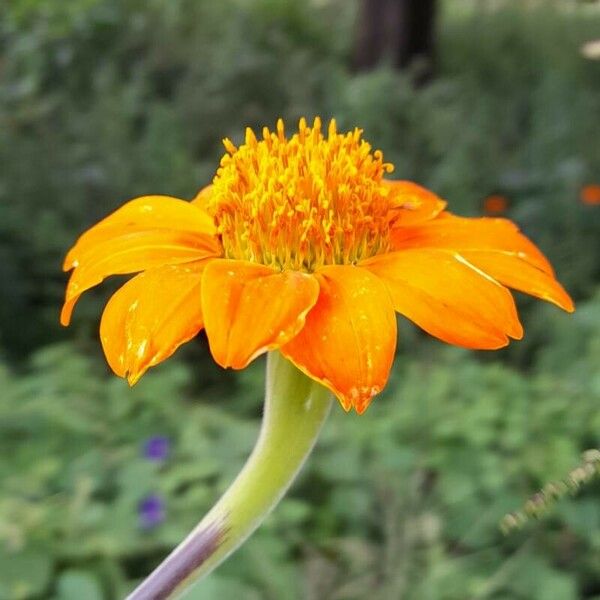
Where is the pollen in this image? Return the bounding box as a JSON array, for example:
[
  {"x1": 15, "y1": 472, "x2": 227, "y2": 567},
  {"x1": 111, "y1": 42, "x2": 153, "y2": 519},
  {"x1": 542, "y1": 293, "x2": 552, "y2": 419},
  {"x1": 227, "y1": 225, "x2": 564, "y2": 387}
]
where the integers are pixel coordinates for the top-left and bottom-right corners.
[{"x1": 207, "y1": 117, "x2": 396, "y2": 271}]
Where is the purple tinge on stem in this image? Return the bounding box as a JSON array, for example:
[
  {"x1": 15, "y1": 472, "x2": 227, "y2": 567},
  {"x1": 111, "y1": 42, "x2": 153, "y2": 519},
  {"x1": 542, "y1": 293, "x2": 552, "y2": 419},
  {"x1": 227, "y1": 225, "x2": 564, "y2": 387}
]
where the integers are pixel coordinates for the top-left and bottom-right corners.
[
  {"x1": 139, "y1": 494, "x2": 166, "y2": 529},
  {"x1": 143, "y1": 435, "x2": 170, "y2": 462},
  {"x1": 126, "y1": 518, "x2": 229, "y2": 599}
]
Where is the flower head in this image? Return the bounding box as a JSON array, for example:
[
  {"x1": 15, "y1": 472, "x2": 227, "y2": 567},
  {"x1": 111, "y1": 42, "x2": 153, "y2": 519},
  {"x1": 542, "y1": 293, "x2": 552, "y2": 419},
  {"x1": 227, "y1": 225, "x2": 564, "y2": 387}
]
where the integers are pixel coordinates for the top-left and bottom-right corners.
[
  {"x1": 208, "y1": 118, "x2": 397, "y2": 270},
  {"x1": 482, "y1": 194, "x2": 509, "y2": 215},
  {"x1": 143, "y1": 436, "x2": 170, "y2": 462},
  {"x1": 580, "y1": 184, "x2": 600, "y2": 206},
  {"x1": 139, "y1": 494, "x2": 166, "y2": 529},
  {"x1": 62, "y1": 118, "x2": 573, "y2": 414}
]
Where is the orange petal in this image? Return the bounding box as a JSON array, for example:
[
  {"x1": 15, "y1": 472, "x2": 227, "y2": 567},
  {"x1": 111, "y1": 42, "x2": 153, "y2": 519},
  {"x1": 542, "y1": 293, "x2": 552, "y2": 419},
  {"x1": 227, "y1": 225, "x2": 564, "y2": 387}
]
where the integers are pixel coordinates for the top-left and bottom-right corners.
[
  {"x1": 391, "y1": 212, "x2": 553, "y2": 275},
  {"x1": 64, "y1": 195, "x2": 217, "y2": 270},
  {"x1": 100, "y1": 261, "x2": 207, "y2": 384},
  {"x1": 61, "y1": 230, "x2": 220, "y2": 326},
  {"x1": 383, "y1": 180, "x2": 447, "y2": 226},
  {"x1": 462, "y1": 251, "x2": 574, "y2": 312},
  {"x1": 192, "y1": 184, "x2": 213, "y2": 208},
  {"x1": 362, "y1": 249, "x2": 523, "y2": 349},
  {"x1": 281, "y1": 265, "x2": 397, "y2": 414},
  {"x1": 201, "y1": 259, "x2": 320, "y2": 369}
]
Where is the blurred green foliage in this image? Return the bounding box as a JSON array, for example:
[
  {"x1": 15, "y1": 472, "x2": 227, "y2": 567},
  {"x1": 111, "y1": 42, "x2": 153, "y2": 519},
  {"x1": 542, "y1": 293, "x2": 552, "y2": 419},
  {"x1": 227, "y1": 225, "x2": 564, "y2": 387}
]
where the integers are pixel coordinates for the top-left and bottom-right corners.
[
  {"x1": 1, "y1": 292, "x2": 599, "y2": 599},
  {"x1": 1, "y1": 0, "x2": 600, "y2": 598}
]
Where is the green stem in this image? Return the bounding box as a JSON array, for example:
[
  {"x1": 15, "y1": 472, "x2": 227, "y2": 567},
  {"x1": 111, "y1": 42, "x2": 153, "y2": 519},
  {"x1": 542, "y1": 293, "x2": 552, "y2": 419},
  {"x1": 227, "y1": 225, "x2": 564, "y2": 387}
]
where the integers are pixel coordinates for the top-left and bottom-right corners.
[{"x1": 127, "y1": 351, "x2": 333, "y2": 600}]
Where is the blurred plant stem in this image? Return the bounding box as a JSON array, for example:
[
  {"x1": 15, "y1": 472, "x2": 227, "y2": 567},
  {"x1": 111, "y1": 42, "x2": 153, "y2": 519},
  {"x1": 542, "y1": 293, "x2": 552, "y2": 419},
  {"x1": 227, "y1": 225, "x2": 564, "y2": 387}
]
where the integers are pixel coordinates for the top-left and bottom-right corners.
[
  {"x1": 126, "y1": 351, "x2": 333, "y2": 600},
  {"x1": 501, "y1": 449, "x2": 600, "y2": 534}
]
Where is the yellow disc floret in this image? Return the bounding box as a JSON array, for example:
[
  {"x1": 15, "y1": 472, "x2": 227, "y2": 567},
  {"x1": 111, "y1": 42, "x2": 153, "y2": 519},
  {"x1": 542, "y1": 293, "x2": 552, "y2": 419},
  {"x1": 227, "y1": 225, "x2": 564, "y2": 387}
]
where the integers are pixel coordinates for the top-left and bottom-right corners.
[{"x1": 207, "y1": 117, "x2": 395, "y2": 271}]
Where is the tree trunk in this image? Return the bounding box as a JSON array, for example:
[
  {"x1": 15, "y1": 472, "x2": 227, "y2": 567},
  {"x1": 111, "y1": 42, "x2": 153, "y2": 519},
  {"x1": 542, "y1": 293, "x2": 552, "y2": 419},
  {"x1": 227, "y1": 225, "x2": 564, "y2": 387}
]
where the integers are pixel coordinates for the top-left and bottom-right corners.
[{"x1": 353, "y1": 0, "x2": 437, "y2": 81}]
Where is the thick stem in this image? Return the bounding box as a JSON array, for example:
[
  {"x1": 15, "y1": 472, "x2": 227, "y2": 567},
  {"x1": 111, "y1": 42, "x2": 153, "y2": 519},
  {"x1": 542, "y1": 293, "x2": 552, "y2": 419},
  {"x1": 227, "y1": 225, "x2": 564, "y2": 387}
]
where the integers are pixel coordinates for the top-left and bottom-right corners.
[{"x1": 127, "y1": 352, "x2": 333, "y2": 600}]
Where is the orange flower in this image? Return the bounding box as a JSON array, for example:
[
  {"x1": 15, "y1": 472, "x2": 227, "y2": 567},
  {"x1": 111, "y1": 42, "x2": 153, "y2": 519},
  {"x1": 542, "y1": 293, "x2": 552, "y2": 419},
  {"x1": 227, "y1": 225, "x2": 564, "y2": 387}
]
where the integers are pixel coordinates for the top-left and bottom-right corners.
[
  {"x1": 62, "y1": 118, "x2": 574, "y2": 414},
  {"x1": 580, "y1": 184, "x2": 600, "y2": 206},
  {"x1": 483, "y1": 194, "x2": 509, "y2": 215}
]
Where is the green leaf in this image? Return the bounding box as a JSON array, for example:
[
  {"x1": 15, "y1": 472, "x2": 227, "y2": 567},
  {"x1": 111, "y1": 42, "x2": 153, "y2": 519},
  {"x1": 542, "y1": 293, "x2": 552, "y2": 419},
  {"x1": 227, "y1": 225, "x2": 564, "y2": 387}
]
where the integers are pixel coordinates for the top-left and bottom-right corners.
[{"x1": 54, "y1": 570, "x2": 104, "y2": 600}]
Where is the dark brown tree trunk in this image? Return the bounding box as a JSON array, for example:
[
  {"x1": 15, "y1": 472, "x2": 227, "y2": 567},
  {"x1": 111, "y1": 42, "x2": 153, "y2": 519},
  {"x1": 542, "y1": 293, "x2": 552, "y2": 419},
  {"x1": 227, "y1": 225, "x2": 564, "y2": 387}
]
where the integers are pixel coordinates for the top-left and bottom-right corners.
[{"x1": 353, "y1": 0, "x2": 437, "y2": 81}]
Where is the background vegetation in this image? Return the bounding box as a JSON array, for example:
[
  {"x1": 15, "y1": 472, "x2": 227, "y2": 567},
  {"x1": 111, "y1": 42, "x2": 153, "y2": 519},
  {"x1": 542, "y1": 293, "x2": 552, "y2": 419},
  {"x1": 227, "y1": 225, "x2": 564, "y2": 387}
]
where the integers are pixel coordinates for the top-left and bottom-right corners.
[{"x1": 1, "y1": 0, "x2": 599, "y2": 598}]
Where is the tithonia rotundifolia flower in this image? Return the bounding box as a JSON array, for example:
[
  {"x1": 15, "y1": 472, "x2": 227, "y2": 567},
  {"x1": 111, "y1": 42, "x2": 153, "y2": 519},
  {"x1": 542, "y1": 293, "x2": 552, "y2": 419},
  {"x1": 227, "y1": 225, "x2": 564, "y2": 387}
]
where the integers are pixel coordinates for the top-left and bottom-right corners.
[
  {"x1": 580, "y1": 183, "x2": 600, "y2": 206},
  {"x1": 62, "y1": 118, "x2": 574, "y2": 414},
  {"x1": 482, "y1": 193, "x2": 509, "y2": 215}
]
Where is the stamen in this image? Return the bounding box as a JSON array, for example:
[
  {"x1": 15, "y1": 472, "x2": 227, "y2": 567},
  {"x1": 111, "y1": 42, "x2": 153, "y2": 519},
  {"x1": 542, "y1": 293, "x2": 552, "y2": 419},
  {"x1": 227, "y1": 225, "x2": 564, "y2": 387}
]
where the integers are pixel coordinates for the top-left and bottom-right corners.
[{"x1": 207, "y1": 118, "x2": 395, "y2": 271}]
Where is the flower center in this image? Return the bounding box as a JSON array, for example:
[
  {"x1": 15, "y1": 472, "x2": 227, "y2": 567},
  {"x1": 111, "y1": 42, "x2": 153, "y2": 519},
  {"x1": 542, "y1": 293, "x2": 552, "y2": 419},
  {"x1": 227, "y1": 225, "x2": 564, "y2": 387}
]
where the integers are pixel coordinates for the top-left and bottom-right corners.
[{"x1": 207, "y1": 117, "x2": 395, "y2": 271}]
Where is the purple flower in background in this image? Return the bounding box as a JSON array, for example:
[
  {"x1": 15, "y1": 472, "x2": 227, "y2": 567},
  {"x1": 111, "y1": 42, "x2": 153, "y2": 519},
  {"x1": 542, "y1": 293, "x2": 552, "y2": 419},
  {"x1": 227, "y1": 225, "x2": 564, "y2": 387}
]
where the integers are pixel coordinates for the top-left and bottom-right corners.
[
  {"x1": 139, "y1": 494, "x2": 165, "y2": 529},
  {"x1": 143, "y1": 435, "x2": 170, "y2": 462}
]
